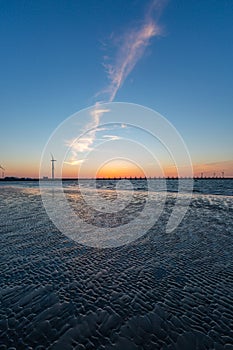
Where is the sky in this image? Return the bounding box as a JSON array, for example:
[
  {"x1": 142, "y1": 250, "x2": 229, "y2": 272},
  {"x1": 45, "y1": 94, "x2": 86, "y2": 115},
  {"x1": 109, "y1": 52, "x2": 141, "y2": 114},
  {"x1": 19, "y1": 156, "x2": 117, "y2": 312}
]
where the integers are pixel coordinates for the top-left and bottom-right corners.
[{"x1": 0, "y1": 0, "x2": 232, "y2": 178}]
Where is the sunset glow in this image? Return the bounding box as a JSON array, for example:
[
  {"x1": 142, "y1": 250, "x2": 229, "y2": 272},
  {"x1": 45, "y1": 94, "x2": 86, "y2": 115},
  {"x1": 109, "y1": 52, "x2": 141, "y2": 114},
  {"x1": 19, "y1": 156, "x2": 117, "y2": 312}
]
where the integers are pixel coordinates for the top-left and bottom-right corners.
[{"x1": 96, "y1": 159, "x2": 146, "y2": 179}]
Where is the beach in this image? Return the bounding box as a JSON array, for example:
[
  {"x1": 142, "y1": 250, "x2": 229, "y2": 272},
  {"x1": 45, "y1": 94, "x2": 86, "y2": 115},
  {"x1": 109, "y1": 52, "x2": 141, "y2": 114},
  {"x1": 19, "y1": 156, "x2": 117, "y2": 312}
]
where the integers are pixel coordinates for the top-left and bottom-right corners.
[{"x1": 0, "y1": 180, "x2": 233, "y2": 349}]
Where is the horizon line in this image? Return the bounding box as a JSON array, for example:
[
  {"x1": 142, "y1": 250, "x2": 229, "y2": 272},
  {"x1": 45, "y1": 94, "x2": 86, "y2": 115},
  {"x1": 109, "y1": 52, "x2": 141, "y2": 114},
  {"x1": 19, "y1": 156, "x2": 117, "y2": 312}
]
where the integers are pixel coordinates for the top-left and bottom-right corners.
[{"x1": 1, "y1": 176, "x2": 233, "y2": 181}]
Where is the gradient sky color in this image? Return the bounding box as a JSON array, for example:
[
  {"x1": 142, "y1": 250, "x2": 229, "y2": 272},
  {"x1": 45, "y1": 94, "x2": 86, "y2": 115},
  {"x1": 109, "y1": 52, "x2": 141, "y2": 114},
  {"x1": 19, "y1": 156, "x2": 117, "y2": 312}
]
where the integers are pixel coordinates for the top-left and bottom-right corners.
[{"x1": 0, "y1": 0, "x2": 232, "y2": 178}]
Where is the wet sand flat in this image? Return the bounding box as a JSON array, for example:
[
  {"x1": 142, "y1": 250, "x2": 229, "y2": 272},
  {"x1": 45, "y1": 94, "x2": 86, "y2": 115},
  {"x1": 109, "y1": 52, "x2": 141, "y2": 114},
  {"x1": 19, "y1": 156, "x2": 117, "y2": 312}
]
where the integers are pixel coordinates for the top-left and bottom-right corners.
[{"x1": 0, "y1": 184, "x2": 233, "y2": 349}]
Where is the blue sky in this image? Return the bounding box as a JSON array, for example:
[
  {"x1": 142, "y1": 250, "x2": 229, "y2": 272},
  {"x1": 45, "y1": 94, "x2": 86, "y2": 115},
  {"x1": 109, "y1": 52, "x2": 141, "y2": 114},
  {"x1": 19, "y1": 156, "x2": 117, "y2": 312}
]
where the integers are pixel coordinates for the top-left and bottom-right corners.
[{"x1": 0, "y1": 0, "x2": 232, "y2": 177}]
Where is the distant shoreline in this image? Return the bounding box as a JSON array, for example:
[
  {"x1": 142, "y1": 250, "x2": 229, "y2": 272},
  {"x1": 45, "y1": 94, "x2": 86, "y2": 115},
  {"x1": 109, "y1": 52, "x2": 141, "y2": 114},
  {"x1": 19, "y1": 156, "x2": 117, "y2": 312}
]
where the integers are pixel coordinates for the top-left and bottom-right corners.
[{"x1": 0, "y1": 177, "x2": 232, "y2": 181}]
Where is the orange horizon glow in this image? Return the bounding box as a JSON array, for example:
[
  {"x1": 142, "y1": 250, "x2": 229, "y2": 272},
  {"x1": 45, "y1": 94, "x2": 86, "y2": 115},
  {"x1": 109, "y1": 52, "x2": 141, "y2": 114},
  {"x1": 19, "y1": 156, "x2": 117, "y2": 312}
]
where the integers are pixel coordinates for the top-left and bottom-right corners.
[
  {"x1": 2, "y1": 159, "x2": 233, "y2": 179},
  {"x1": 96, "y1": 159, "x2": 146, "y2": 179}
]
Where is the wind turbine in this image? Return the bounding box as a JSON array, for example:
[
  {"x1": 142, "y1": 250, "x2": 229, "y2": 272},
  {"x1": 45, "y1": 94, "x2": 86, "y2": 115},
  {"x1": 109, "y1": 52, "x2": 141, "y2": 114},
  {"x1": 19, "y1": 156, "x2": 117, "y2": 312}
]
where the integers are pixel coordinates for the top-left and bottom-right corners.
[
  {"x1": 0, "y1": 165, "x2": 5, "y2": 178},
  {"x1": 50, "y1": 154, "x2": 56, "y2": 180}
]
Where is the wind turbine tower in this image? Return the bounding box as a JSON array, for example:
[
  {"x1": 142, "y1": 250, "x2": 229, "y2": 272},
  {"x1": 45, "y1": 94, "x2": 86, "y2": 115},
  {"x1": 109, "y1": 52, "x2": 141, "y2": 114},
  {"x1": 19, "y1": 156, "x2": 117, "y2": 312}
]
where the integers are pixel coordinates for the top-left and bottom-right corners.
[
  {"x1": 50, "y1": 154, "x2": 56, "y2": 180},
  {"x1": 0, "y1": 165, "x2": 5, "y2": 178}
]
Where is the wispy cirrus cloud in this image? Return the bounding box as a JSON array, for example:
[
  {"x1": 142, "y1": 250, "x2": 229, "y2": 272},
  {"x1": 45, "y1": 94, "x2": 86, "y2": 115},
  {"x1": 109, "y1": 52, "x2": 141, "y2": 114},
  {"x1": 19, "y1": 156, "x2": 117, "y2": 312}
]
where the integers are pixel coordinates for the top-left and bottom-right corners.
[
  {"x1": 65, "y1": 104, "x2": 110, "y2": 164},
  {"x1": 102, "y1": 135, "x2": 122, "y2": 141},
  {"x1": 101, "y1": 0, "x2": 166, "y2": 101},
  {"x1": 66, "y1": 1, "x2": 166, "y2": 165},
  {"x1": 90, "y1": 1, "x2": 166, "y2": 126},
  {"x1": 64, "y1": 159, "x2": 86, "y2": 166}
]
